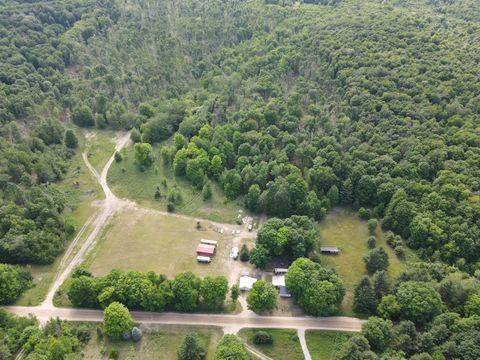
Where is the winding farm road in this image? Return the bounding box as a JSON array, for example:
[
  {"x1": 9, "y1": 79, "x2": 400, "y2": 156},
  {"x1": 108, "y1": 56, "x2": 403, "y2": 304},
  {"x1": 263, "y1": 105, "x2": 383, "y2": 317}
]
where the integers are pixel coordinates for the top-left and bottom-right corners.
[{"x1": 5, "y1": 131, "x2": 365, "y2": 359}]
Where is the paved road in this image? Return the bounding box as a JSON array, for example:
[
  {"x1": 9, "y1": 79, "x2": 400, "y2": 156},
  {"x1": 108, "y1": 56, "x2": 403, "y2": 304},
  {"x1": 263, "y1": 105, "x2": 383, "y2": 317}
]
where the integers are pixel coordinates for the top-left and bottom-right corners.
[{"x1": 5, "y1": 306, "x2": 364, "y2": 332}]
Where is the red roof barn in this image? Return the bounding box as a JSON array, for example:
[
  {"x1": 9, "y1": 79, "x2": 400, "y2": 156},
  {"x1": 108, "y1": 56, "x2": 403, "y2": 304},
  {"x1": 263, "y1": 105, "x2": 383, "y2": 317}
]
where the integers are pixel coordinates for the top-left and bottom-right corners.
[{"x1": 196, "y1": 244, "x2": 215, "y2": 256}]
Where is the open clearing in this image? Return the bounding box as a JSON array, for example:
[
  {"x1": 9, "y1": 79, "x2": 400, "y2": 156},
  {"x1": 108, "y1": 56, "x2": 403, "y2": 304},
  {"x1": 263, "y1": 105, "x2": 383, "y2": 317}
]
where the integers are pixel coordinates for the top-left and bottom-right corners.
[
  {"x1": 238, "y1": 328, "x2": 304, "y2": 360},
  {"x1": 318, "y1": 207, "x2": 413, "y2": 314},
  {"x1": 82, "y1": 324, "x2": 223, "y2": 360},
  {"x1": 85, "y1": 207, "x2": 256, "y2": 283},
  {"x1": 108, "y1": 143, "x2": 248, "y2": 223},
  {"x1": 306, "y1": 330, "x2": 354, "y2": 360}
]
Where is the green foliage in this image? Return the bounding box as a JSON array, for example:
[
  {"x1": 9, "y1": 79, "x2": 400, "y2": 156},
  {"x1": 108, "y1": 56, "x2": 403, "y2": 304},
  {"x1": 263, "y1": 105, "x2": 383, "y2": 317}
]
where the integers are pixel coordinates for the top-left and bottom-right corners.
[
  {"x1": 202, "y1": 181, "x2": 212, "y2": 201},
  {"x1": 364, "y1": 247, "x2": 389, "y2": 275},
  {"x1": 230, "y1": 284, "x2": 240, "y2": 302},
  {"x1": 103, "y1": 302, "x2": 134, "y2": 339},
  {"x1": 239, "y1": 244, "x2": 250, "y2": 262},
  {"x1": 367, "y1": 236, "x2": 377, "y2": 249},
  {"x1": 0, "y1": 264, "x2": 32, "y2": 304},
  {"x1": 286, "y1": 257, "x2": 345, "y2": 316},
  {"x1": 353, "y1": 276, "x2": 378, "y2": 315},
  {"x1": 134, "y1": 143, "x2": 153, "y2": 168},
  {"x1": 64, "y1": 130, "x2": 79, "y2": 149},
  {"x1": 253, "y1": 331, "x2": 274, "y2": 345},
  {"x1": 72, "y1": 105, "x2": 95, "y2": 127},
  {"x1": 214, "y1": 335, "x2": 249, "y2": 360},
  {"x1": 361, "y1": 317, "x2": 393, "y2": 352},
  {"x1": 200, "y1": 276, "x2": 228, "y2": 310},
  {"x1": 395, "y1": 281, "x2": 443, "y2": 324},
  {"x1": 178, "y1": 333, "x2": 206, "y2": 360},
  {"x1": 251, "y1": 216, "x2": 317, "y2": 268},
  {"x1": 246, "y1": 280, "x2": 277, "y2": 313},
  {"x1": 114, "y1": 151, "x2": 122, "y2": 162}
]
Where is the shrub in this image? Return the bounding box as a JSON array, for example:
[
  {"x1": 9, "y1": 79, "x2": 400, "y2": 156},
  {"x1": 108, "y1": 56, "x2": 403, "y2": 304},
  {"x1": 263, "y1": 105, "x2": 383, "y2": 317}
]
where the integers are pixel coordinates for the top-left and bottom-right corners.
[
  {"x1": 253, "y1": 331, "x2": 273, "y2": 345},
  {"x1": 167, "y1": 202, "x2": 175, "y2": 212},
  {"x1": 367, "y1": 236, "x2": 377, "y2": 249},
  {"x1": 394, "y1": 246, "x2": 406, "y2": 259},
  {"x1": 240, "y1": 244, "x2": 250, "y2": 262},
  {"x1": 131, "y1": 327, "x2": 142, "y2": 342},
  {"x1": 109, "y1": 348, "x2": 119, "y2": 359},
  {"x1": 114, "y1": 152, "x2": 122, "y2": 162}
]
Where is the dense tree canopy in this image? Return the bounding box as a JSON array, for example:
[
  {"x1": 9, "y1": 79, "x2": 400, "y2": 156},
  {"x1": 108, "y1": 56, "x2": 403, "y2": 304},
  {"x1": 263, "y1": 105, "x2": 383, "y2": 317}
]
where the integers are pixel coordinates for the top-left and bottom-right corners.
[{"x1": 285, "y1": 257, "x2": 345, "y2": 316}]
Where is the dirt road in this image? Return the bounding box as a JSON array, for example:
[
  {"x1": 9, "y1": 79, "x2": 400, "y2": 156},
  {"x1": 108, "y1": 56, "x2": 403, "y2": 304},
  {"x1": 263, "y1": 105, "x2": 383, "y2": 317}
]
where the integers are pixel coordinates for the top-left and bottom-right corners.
[{"x1": 41, "y1": 132, "x2": 132, "y2": 308}]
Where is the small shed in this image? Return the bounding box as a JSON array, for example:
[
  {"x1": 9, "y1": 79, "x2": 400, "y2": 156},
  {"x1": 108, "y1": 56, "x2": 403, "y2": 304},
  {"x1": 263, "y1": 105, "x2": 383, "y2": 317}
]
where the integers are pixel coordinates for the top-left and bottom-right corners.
[
  {"x1": 272, "y1": 274, "x2": 286, "y2": 287},
  {"x1": 274, "y1": 268, "x2": 288, "y2": 275},
  {"x1": 197, "y1": 244, "x2": 216, "y2": 256},
  {"x1": 320, "y1": 247, "x2": 340, "y2": 255},
  {"x1": 239, "y1": 275, "x2": 257, "y2": 291}
]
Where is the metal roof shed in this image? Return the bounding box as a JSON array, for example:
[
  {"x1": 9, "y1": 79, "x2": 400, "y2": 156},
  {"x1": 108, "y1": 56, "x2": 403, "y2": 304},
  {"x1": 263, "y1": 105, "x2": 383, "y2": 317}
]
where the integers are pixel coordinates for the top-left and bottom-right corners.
[{"x1": 196, "y1": 244, "x2": 216, "y2": 256}]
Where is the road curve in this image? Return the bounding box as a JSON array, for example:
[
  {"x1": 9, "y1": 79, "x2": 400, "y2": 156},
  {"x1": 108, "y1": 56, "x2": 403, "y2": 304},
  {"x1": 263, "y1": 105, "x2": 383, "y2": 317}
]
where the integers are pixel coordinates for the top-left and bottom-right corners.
[{"x1": 5, "y1": 306, "x2": 364, "y2": 332}]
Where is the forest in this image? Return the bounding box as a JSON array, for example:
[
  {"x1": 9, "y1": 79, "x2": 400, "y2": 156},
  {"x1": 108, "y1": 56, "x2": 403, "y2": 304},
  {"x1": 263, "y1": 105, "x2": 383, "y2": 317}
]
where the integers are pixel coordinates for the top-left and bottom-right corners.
[{"x1": 1, "y1": 0, "x2": 480, "y2": 358}]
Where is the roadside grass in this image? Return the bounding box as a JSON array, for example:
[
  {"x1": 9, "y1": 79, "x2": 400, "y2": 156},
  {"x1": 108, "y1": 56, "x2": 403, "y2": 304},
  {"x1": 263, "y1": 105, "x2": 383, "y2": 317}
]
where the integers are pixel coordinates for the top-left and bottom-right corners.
[
  {"x1": 305, "y1": 330, "x2": 354, "y2": 360},
  {"x1": 318, "y1": 207, "x2": 415, "y2": 315},
  {"x1": 83, "y1": 207, "x2": 255, "y2": 282},
  {"x1": 15, "y1": 128, "x2": 105, "y2": 306},
  {"x1": 107, "y1": 144, "x2": 245, "y2": 223},
  {"x1": 83, "y1": 130, "x2": 118, "y2": 173},
  {"x1": 82, "y1": 324, "x2": 223, "y2": 360},
  {"x1": 238, "y1": 328, "x2": 304, "y2": 360}
]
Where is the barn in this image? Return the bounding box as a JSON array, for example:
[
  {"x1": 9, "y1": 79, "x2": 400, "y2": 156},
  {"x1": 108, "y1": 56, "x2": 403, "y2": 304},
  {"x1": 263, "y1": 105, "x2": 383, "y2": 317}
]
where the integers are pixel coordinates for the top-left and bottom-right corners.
[{"x1": 196, "y1": 243, "x2": 216, "y2": 256}]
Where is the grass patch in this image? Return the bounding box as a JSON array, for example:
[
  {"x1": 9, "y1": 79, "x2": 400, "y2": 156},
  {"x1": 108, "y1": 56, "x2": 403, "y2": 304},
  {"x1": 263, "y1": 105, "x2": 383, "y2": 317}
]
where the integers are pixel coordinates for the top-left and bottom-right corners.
[
  {"x1": 318, "y1": 207, "x2": 415, "y2": 315},
  {"x1": 82, "y1": 325, "x2": 223, "y2": 360},
  {"x1": 84, "y1": 130, "x2": 118, "y2": 173},
  {"x1": 238, "y1": 328, "x2": 304, "y2": 360},
  {"x1": 83, "y1": 207, "x2": 255, "y2": 284},
  {"x1": 108, "y1": 144, "x2": 246, "y2": 223},
  {"x1": 306, "y1": 330, "x2": 354, "y2": 360}
]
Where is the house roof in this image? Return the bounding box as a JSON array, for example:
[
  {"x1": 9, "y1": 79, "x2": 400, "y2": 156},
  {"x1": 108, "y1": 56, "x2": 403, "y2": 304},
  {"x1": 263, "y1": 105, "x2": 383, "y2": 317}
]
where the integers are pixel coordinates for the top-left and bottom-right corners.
[
  {"x1": 196, "y1": 244, "x2": 216, "y2": 255},
  {"x1": 239, "y1": 276, "x2": 257, "y2": 290},
  {"x1": 272, "y1": 274, "x2": 286, "y2": 287},
  {"x1": 274, "y1": 268, "x2": 288, "y2": 274}
]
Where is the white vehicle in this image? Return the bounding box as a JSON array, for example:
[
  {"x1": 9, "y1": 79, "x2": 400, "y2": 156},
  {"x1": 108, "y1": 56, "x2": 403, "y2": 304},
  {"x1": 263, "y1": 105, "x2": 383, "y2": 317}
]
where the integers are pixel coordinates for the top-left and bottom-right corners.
[
  {"x1": 248, "y1": 224, "x2": 253, "y2": 231},
  {"x1": 197, "y1": 256, "x2": 212, "y2": 263},
  {"x1": 230, "y1": 246, "x2": 239, "y2": 259}
]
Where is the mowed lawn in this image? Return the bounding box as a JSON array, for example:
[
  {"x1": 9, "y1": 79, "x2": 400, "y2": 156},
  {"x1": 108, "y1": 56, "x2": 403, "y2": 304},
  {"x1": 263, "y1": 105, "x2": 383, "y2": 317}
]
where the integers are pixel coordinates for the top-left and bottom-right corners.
[
  {"x1": 85, "y1": 208, "x2": 251, "y2": 280},
  {"x1": 318, "y1": 207, "x2": 412, "y2": 314},
  {"x1": 108, "y1": 144, "x2": 244, "y2": 223},
  {"x1": 239, "y1": 328, "x2": 304, "y2": 360},
  {"x1": 82, "y1": 325, "x2": 223, "y2": 360},
  {"x1": 306, "y1": 330, "x2": 354, "y2": 360}
]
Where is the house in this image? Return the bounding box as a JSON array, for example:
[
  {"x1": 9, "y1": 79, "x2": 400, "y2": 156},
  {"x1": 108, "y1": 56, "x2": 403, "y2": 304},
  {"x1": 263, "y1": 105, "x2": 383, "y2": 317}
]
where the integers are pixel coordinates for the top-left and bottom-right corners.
[
  {"x1": 196, "y1": 243, "x2": 216, "y2": 256},
  {"x1": 320, "y1": 246, "x2": 340, "y2": 255},
  {"x1": 272, "y1": 268, "x2": 291, "y2": 298},
  {"x1": 239, "y1": 275, "x2": 257, "y2": 291}
]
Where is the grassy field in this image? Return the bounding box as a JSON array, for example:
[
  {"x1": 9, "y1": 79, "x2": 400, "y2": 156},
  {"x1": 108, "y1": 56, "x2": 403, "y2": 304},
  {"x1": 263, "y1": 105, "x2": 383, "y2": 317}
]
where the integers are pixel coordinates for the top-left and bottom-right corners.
[
  {"x1": 15, "y1": 128, "x2": 108, "y2": 306},
  {"x1": 108, "y1": 143, "x2": 246, "y2": 223},
  {"x1": 84, "y1": 207, "x2": 255, "y2": 282},
  {"x1": 318, "y1": 207, "x2": 414, "y2": 315},
  {"x1": 82, "y1": 325, "x2": 223, "y2": 360},
  {"x1": 306, "y1": 330, "x2": 354, "y2": 360},
  {"x1": 238, "y1": 328, "x2": 304, "y2": 360}
]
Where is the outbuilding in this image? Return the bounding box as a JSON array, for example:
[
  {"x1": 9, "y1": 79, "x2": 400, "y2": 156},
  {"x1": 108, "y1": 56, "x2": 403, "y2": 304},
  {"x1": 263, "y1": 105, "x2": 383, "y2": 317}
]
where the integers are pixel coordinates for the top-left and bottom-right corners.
[
  {"x1": 320, "y1": 246, "x2": 340, "y2": 255},
  {"x1": 197, "y1": 243, "x2": 216, "y2": 256},
  {"x1": 239, "y1": 275, "x2": 257, "y2": 291}
]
